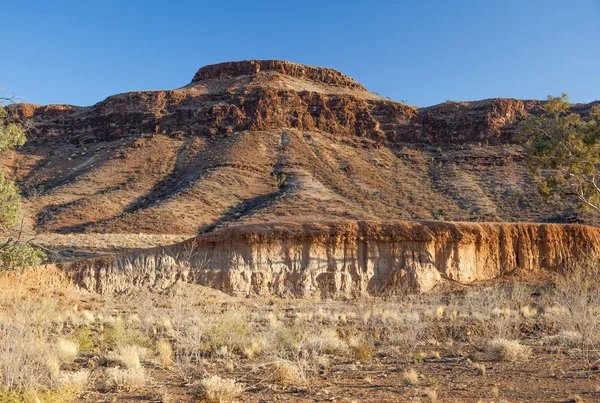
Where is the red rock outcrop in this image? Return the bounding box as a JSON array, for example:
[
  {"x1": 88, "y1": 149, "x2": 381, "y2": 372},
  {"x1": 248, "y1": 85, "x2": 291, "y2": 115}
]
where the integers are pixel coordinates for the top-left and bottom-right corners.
[
  {"x1": 9, "y1": 60, "x2": 594, "y2": 147},
  {"x1": 192, "y1": 60, "x2": 366, "y2": 89}
]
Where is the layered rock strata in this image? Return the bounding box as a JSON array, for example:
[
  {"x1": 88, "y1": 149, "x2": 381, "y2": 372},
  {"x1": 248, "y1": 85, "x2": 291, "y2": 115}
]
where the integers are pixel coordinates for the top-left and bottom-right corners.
[
  {"x1": 68, "y1": 221, "x2": 600, "y2": 297},
  {"x1": 8, "y1": 60, "x2": 596, "y2": 147}
]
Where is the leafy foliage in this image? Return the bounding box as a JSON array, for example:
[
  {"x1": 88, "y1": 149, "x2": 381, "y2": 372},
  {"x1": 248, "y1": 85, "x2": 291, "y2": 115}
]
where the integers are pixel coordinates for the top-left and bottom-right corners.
[
  {"x1": 0, "y1": 240, "x2": 46, "y2": 270},
  {"x1": 0, "y1": 101, "x2": 46, "y2": 269},
  {"x1": 0, "y1": 108, "x2": 26, "y2": 152},
  {"x1": 0, "y1": 171, "x2": 21, "y2": 232},
  {"x1": 520, "y1": 94, "x2": 600, "y2": 212}
]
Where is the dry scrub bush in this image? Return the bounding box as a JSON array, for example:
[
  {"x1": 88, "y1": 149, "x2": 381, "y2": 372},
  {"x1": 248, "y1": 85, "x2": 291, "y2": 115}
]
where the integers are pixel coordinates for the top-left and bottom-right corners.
[
  {"x1": 57, "y1": 370, "x2": 90, "y2": 388},
  {"x1": 0, "y1": 385, "x2": 80, "y2": 403},
  {"x1": 472, "y1": 362, "x2": 486, "y2": 376},
  {"x1": 381, "y1": 307, "x2": 427, "y2": 357},
  {"x1": 103, "y1": 318, "x2": 151, "y2": 350},
  {"x1": 546, "y1": 260, "x2": 600, "y2": 359},
  {"x1": 193, "y1": 375, "x2": 243, "y2": 403},
  {"x1": 402, "y1": 368, "x2": 419, "y2": 385},
  {"x1": 542, "y1": 330, "x2": 583, "y2": 347},
  {"x1": 103, "y1": 368, "x2": 146, "y2": 391},
  {"x1": 485, "y1": 338, "x2": 531, "y2": 362},
  {"x1": 273, "y1": 360, "x2": 305, "y2": 386},
  {"x1": 460, "y1": 285, "x2": 531, "y2": 340},
  {"x1": 301, "y1": 328, "x2": 347, "y2": 356},
  {"x1": 106, "y1": 345, "x2": 147, "y2": 370},
  {"x1": 424, "y1": 389, "x2": 438, "y2": 403},
  {"x1": 170, "y1": 320, "x2": 211, "y2": 382},
  {"x1": 204, "y1": 311, "x2": 253, "y2": 355},
  {"x1": 0, "y1": 321, "x2": 53, "y2": 391},
  {"x1": 56, "y1": 339, "x2": 79, "y2": 364},
  {"x1": 156, "y1": 339, "x2": 173, "y2": 367}
]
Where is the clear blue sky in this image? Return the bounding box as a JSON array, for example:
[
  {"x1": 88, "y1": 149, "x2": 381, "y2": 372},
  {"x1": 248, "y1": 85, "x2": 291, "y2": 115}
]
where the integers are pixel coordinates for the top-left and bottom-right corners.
[{"x1": 1, "y1": 0, "x2": 598, "y2": 107}]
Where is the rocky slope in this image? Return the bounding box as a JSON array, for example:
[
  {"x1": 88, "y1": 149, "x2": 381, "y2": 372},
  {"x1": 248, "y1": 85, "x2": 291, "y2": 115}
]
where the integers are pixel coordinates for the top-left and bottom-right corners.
[
  {"x1": 3, "y1": 60, "x2": 599, "y2": 236},
  {"x1": 65, "y1": 220, "x2": 600, "y2": 297}
]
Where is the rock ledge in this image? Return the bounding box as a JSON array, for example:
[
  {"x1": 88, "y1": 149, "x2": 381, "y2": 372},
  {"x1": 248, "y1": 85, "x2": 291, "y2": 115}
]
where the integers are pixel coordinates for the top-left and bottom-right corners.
[{"x1": 191, "y1": 59, "x2": 366, "y2": 89}]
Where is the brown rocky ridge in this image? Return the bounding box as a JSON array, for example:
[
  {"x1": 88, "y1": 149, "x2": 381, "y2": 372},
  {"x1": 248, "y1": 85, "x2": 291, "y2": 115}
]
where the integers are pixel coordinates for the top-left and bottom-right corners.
[
  {"x1": 2, "y1": 60, "x2": 599, "y2": 296},
  {"x1": 4, "y1": 60, "x2": 599, "y2": 237}
]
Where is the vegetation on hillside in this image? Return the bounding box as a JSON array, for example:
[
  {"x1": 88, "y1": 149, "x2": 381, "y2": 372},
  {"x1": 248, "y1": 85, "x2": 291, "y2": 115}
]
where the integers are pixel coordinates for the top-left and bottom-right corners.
[
  {"x1": 0, "y1": 96, "x2": 45, "y2": 269},
  {"x1": 521, "y1": 94, "x2": 600, "y2": 213}
]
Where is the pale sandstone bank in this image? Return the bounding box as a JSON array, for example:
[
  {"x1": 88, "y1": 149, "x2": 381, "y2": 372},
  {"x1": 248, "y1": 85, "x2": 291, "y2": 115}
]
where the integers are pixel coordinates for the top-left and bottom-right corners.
[{"x1": 63, "y1": 220, "x2": 600, "y2": 297}]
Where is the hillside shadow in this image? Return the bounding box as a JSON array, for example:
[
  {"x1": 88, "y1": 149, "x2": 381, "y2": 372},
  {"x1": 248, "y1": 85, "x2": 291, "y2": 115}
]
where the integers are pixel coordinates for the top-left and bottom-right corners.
[
  {"x1": 198, "y1": 189, "x2": 284, "y2": 234},
  {"x1": 124, "y1": 140, "x2": 207, "y2": 213}
]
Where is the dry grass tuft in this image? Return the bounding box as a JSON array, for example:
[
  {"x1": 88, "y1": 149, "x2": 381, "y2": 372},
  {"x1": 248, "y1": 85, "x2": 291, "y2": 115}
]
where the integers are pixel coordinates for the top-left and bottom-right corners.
[
  {"x1": 156, "y1": 339, "x2": 173, "y2": 368},
  {"x1": 402, "y1": 368, "x2": 419, "y2": 385},
  {"x1": 472, "y1": 362, "x2": 486, "y2": 376},
  {"x1": 192, "y1": 375, "x2": 243, "y2": 403},
  {"x1": 542, "y1": 331, "x2": 583, "y2": 347},
  {"x1": 106, "y1": 345, "x2": 146, "y2": 370},
  {"x1": 273, "y1": 360, "x2": 304, "y2": 386},
  {"x1": 424, "y1": 388, "x2": 438, "y2": 403},
  {"x1": 485, "y1": 338, "x2": 531, "y2": 362},
  {"x1": 104, "y1": 368, "x2": 146, "y2": 391},
  {"x1": 46, "y1": 354, "x2": 61, "y2": 379},
  {"x1": 58, "y1": 370, "x2": 90, "y2": 388},
  {"x1": 56, "y1": 339, "x2": 79, "y2": 364}
]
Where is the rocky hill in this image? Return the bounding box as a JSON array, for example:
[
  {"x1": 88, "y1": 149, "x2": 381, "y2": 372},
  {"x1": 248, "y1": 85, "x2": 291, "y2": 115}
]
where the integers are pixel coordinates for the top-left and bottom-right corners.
[{"x1": 3, "y1": 60, "x2": 598, "y2": 236}]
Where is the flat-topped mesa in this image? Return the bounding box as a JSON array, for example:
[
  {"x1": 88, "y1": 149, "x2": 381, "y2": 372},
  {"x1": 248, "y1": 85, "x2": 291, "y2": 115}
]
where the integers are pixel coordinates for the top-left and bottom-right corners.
[{"x1": 191, "y1": 60, "x2": 367, "y2": 90}]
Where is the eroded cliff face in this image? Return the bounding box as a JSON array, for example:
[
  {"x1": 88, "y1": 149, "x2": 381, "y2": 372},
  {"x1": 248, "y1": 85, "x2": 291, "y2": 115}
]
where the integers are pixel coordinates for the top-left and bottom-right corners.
[{"x1": 68, "y1": 221, "x2": 600, "y2": 297}]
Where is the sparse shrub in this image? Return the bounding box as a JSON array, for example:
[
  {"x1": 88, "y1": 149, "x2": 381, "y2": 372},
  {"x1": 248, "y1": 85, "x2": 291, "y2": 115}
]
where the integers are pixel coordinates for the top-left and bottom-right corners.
[
  {"x1": 520, "y1": 305, "x2": 537, "y2": 318},
  {"x1": 104, "y1": 368, "x2": 146, "y2": 391},
  {"x1": 271, "y1": 322, "x2": 304, "y2": 358},
  {"x1": 106, "y1": 345, "x2": 146, "y2": 370},
  {"x1": 273, "y1": 360, "x2": 304, "y2": 386},
  {"x1": 402, "y1": 369, "x2": 419, "y2": 385},
  {"x1": 547, "y1": 260, "x2": 600, "y2": 359},
  {"x1": 205, "y1": 310, "x2": 252, "y2": 355},
  {"x1": 156, "y1": 339, "x2": 173, "y2": 368},
  {"x1": 192, "y1": 375, "x2": 243, "y2": 403},
  {"x1": 242, "y1": 340, "x2": 261, "y2": 359},
  {"x1": 56, "y1": 339, "x2": 79, "y2": 364},
  {"x1": 75, "y1": 325, "x2": 94, "y2": 353},
  {"x1": 435, "y1": 305, "x2": 445, "y2": 320},
  {"x1": 542, "y1": 331, "x2": 583, "y2": 347},
  {"x1": 485, "y1": 338, "x2": 531, "y2": 362},
  {"x1": 0, "y1": 385, "x2": 80, "y2": 403},
  {"x1": 351, "y1": 344, "x2": 374, "y2": 362},
  {"x1": 301, "y1": 328, "x2": 347, "y2": 356},
  {"x1": 46, "y1": 354, "x2": 61, "y2": 379},
  {"x1": 57, "y1": 370, "x2": 90, "y2": 388},
  {"x1": 414, "y1": 351, "x2": 428, "y2": 362},
  {"x1": 0, "y1": 321, "x2": 53, "y2": 391},
  {"x1": 472, "y1": 362, "x2": 486, "y2": 376},
  {"x1": 424, "y1": 389, "x2": 438, "y2": 403},
  {"x1": 103, "y1": 318, "x2": 150, "y2": 350}
]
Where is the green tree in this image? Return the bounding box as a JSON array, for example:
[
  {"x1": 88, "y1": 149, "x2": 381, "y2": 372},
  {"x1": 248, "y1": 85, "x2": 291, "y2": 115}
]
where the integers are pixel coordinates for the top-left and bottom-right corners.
[
  {"x1": 0, "y1": 97, "x2": 45, "y2": 269},
  {"x1": 520, "y1": 94, "x2": 600, "y2": 213}
]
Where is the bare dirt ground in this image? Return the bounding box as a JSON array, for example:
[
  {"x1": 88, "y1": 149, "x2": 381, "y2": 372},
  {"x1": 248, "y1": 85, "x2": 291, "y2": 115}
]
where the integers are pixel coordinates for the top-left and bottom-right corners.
[
  {"x1": 34, "y1": 233, "x2": 189, "y2": 262},
  {"x1": 2, "y1": 265, "x2": 599, "y2": 403}
]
